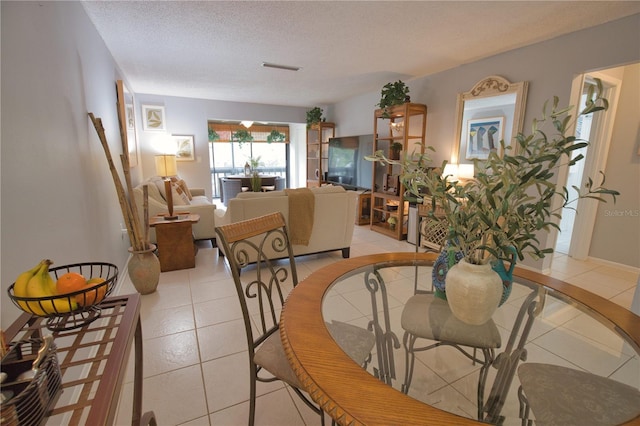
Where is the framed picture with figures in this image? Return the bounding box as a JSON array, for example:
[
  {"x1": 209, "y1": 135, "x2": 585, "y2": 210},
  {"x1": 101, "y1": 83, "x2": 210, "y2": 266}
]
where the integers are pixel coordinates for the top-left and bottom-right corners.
[{"x1": 465, "y1": 116, "x2": 504, "y2": 160}]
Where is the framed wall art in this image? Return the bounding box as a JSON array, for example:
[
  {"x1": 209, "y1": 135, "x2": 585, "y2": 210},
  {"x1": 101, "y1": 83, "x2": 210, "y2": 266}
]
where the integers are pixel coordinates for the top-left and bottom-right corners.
[
  {"x1": 142, "y1": 104, "x2": 166, "y2": 132},
  {"x1": 465, "y1": 116, "x2": 504, "y2": 160},
  {"x1": 173, "y1": 134, "x2": 195, "y2": 161}
]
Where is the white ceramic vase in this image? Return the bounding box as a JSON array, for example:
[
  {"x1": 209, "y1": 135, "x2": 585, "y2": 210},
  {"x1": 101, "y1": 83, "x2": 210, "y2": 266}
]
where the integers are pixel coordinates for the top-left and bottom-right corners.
[{"x1": 445, "y1": 258, "x2": 503, "y2": 325}]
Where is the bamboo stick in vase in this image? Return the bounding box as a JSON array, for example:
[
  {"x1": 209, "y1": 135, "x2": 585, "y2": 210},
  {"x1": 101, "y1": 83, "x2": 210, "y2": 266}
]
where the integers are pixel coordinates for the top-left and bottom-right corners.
[
  {"x1": 143, "y1": 185, "x2": 150, "y2": 247},
  {"x1": 89, "y1": 113, "x2": 142, "y2": 250}
]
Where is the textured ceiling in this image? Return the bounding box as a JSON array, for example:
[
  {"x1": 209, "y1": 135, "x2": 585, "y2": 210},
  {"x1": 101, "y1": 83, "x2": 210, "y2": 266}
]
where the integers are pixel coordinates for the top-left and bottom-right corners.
[{"x1": 82, "y1": 1, "x2": 640, "y2": 107}]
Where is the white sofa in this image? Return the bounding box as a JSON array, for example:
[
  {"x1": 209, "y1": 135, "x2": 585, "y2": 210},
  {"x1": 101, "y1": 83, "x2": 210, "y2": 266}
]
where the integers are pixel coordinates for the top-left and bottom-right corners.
[
  {"x1": 132, "y1": 176, "x2": 217, "y2": 245},
  {"x1": 215, "y1": 185, "x2": 357, "y2": 258}
]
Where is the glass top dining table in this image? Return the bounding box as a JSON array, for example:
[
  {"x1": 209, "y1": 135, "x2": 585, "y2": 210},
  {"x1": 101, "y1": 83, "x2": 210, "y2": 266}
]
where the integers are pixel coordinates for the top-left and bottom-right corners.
[{"x1": 280, "y1": 252, "x2": 640, "y2": 426}]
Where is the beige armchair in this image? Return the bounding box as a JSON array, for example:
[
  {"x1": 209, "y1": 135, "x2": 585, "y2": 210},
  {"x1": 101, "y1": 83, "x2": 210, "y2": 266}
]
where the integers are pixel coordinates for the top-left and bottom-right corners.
[{"x1": 132, "y1": 177, "x2": 217, "y2": 246}]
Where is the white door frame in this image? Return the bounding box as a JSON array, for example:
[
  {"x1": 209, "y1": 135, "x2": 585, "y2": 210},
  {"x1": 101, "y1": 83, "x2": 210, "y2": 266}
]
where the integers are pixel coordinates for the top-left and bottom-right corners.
[{"x1": 548, "y1": 72, "x2": 622, "y2": 261}]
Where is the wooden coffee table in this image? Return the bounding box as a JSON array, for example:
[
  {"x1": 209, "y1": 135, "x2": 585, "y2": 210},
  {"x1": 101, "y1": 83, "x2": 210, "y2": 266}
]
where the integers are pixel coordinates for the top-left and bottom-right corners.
[{"x1": 150, "y1": 213, "x2": 200, "y2": 272}]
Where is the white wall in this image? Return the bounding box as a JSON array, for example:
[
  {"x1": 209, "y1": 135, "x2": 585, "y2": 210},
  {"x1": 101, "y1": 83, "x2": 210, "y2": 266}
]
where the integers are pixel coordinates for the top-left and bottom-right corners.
[
  {"x1": 590, "y1": 63, "x2": 640, "y2": 267},
  {"x1": 133, "y1": 94, "x2": 310, "y2": 195},
  {"x1": 1, "y1": 2, "x2": 135, "y2": 327},
  {"x1": 330, "y1": 14, "x2": 640, "y2": 271}
]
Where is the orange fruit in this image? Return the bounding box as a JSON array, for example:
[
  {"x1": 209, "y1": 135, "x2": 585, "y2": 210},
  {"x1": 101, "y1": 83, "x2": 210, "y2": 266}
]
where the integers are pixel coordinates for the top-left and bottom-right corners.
[
  {"x1": 76, "y1": 277, "x2": 107, "y2": 306},
  {"x1": 56, "y1": 272, "x2": 87, "y2": 295}
]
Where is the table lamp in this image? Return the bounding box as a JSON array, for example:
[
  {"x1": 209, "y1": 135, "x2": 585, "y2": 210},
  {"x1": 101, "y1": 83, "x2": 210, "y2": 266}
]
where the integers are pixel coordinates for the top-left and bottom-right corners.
[{"x1": 155, "y1": 154, "x2": 179, "y2": 220}]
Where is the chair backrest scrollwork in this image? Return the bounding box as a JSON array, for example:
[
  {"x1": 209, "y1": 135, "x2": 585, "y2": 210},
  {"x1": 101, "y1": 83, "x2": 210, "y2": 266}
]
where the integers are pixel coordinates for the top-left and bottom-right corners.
[{"x1": 215, "y1": 212, "x2": 298, "y2": 351}]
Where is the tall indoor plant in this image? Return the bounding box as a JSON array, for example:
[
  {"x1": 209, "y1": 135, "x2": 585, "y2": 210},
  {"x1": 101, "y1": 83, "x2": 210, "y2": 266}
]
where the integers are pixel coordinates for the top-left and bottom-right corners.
[{"x1": 367, "y1": 81, "x2": 619, "y2": 323}]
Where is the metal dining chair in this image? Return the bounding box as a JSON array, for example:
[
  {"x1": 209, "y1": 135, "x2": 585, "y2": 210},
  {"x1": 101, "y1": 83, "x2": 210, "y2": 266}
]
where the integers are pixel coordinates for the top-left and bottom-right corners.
[
  {"x1": 220, "y1": 177, "x2": 243, "y2": 206},
  {"x1": 274, "y1": 176, "x2": 286, "y2": 191},
  {"x1": 401, "y1": 209, "x2": 502, "y2": 420},
  {"x1": 400, "y1": 291, "x2": 502, "y2": 419},
  {"x1": 215, "y1": 212, "x2": 374, "y2": 425}
]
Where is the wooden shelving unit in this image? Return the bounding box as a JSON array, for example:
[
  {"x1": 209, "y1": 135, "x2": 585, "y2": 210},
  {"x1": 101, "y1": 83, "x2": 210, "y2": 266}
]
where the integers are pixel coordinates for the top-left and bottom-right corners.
[
  {"x1": 370, "y1": 103, "x2": 427, "y2": 240},
  {"x1": 306, "y1": 122, "x2": 335, "y2": 187},
  {"x1": 355, "y1": 192, "x2": 372, "y2": 225}
]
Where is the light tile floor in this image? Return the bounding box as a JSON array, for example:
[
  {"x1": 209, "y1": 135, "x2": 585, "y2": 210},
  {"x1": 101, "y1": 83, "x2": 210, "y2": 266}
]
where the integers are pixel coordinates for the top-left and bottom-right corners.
[{"x1": 114, "y1": 225, "x2": 640, "y2": 426}]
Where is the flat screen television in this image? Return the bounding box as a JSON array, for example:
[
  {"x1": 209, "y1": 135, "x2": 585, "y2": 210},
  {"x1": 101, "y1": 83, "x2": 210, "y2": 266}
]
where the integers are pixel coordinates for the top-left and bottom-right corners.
[{"x1": 326, "y1": 134, "x2": 374, "y2": 191}]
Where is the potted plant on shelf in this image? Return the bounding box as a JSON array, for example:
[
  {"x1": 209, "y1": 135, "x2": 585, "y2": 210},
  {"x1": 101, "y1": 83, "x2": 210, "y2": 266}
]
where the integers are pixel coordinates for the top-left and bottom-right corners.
[
  {"x1": 387, "y1": 216, "x2": 398, "y2": 231},
  {"x1": 378, "y1": 80, "x2": 410, "y2": 118},
  {"x1": 367, "y1": 81, "x2": 619, "y2": 324},
  {"x1": 390, "y1": 142, "x2": 403, "y2": 160},
  {"x1": 306, "y1": 107, "x2": 325, "y2": 128}
]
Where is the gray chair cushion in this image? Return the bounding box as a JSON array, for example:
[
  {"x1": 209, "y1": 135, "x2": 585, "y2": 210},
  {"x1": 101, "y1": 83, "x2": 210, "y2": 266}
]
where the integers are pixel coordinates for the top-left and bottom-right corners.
[
  {"x1": 326, "y1": 320, "x2": 376, "y2": 366},
  {"x1": 401, "y1": 293, "x2": 501, "y2": 348},
  {"x1": 253, "y1": 330, "x2": 303, "y2": 388},
  {"x1": 254, "y1": 322, "x2": 375, "y2": 389},
  {"x1": 518, "y1": 362, "x2": 640, "y2": 426}
]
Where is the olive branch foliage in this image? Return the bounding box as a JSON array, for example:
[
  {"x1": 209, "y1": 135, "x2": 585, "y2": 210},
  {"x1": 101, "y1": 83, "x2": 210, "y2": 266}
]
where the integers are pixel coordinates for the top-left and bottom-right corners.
[{"x1": 366, "y1": 79, "x2": 619, "y2": 265}]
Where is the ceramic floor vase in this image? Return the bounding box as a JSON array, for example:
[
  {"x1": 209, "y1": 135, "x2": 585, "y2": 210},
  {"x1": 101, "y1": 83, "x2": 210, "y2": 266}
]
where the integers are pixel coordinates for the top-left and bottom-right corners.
[
  {"x1": 445, "y1": 259, "x2": 503, "y2": 325},
  {"x1": 127, "y1": 244, "x2": 160, "y2": 295}
]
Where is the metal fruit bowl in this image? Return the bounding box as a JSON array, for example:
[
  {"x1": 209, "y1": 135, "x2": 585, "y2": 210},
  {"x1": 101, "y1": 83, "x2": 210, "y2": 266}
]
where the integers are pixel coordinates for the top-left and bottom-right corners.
[{"x1": 7, "y1": 262, "x2": 118, "y2": 331}]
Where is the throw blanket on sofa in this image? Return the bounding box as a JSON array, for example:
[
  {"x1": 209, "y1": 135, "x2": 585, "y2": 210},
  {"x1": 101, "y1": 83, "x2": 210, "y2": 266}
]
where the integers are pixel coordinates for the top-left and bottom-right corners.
[{"x1": 284, "y1": 188, "x2": 315, "y2": 245}]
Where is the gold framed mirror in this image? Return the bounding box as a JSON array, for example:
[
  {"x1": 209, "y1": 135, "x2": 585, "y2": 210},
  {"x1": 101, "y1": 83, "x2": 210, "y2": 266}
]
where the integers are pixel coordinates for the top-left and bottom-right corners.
[{"x1": 452, "y1": 76, "x2": 528, "y2": 164}]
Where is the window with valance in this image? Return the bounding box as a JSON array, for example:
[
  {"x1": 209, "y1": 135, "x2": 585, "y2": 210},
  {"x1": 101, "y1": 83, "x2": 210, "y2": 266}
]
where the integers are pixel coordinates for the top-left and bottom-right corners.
[{"x1": 208, "y1": 122, "x2": 290, "y2": 143}]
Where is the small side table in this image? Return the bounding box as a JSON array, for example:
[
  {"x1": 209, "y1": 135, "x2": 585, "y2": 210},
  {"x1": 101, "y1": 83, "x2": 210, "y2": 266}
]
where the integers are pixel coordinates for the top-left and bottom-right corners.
[{"x1": 150, "y1": 214, "x2": 200, "y2": 272}]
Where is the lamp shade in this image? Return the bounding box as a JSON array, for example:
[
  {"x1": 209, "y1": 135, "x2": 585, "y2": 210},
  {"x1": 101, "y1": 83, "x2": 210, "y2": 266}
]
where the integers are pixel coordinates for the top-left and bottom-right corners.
[
  {"x1": 442, "y1": 163, "x2": 475, "y2": 181},
  {"x1": 458, "y1": 164, "x2": 475, "y2": 180},
  {"x1": 442, "y1": 163, "x2": 459, "y2": 180},
  {"x1": 155, "y1": 154, "x2": 177, "y2": 177}
]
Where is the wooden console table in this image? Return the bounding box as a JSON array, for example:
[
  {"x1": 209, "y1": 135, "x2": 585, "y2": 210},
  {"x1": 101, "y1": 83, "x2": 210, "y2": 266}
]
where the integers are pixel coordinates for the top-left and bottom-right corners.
[
  {"x1": 3, "y1": 294, "x2": 155, "y2": 425},
  {"x1": 150, "y1": 214, "x2": 200, "y2": 272}
]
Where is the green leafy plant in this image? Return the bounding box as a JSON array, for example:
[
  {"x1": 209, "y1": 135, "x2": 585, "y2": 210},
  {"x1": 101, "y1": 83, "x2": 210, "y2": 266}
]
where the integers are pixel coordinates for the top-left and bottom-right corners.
[
  {"x1": 249, "y1": 156, "x2": 262, "y2": 191},
  {"x1": 367, "y1": 80, "x2": 619, "y2": 265},
  {"x1": 390, "y1": 142, "x2": 403, "y2": 160},
  {"x1": 306, "y1": 107, "x2": 325, "y2": 128},
  {"x1": 231, "y1": 129, "x2": 254, "y2": 147},
  {"x1": 249, "y1": 156, "x2": 261, "y2": 171},
  {"x1": 208, "y1": 128, "x2": 220, "y2": 142},
  {"x1": 378, "y1": 80, "x2": 410, "y2": 118},
  {"x1": 267, "y1": 130, "x2": 286, "y2": 143}
]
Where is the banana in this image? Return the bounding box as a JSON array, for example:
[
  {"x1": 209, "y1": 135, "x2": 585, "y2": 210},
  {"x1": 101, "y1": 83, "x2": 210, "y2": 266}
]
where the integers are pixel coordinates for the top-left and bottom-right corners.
[
  {"x1": 21, "y1": 261, "x2": 53, "y2": 315},
  {"x1": 13, "y1": 259, "x2": 49, "y2": 315},
  {"x1": 41, "y1": 264, "x2": 78, "y2": 314},
  {"x1": 25, "y1": 260, "x2": 53, "y2": 298},
  {"x1": 25, "y1": 260, "x2": 78, "y2": 315},
  {"x1": 13, "y1": 260, "x2": 48, "y2": 297}
]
